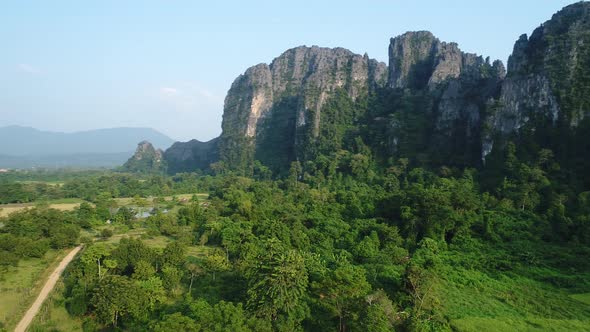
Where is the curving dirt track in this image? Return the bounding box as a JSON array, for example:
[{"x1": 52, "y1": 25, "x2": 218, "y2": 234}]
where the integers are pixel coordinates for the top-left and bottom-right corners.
[{"x1": 14, "y1": 245, "x2": 82, "y2": 332}]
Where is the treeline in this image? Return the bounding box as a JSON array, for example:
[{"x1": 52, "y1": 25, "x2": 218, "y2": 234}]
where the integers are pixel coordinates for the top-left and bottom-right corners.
[
  {"x1": 0, "y1": 207, "x2": 81, "y2": 267},
  {"x1": 0, "y1": 172, "x2": 215, "y2": 204}
]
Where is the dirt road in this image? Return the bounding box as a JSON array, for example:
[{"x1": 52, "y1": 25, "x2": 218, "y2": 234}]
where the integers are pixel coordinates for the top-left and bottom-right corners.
[{"x1": 14, "y1": 245, "x2": 83, "y2": 332}]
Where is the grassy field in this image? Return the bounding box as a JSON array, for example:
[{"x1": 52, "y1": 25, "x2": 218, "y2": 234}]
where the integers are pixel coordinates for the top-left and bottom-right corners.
[
  {"x1": 0, "y1": 193, "x2": 208, "y2": 218},
  {"x1": 435, "y1": 259, "x2": 590, "y2": 331},
  {"x1": 113, "y1": 193, "x2": 208, "y2": 205},
  {"x1": 28, "y1": 279, "x2": 83, "y2": 332},
  {"x1": 84, "y1": 224, "x2": 212, "y2": 258},
  {"x1": 16, "y1": 180, "x2": 65, "y2": 186},
  {"x1": 0, "y1": 249, "x2": 68, "y2": 331},
  {"x1": 0, "y1": 198, "x2": 85, "y2": 218}
]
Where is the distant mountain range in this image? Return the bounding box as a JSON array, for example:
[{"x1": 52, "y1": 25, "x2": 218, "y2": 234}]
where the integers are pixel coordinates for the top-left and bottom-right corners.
[{"x1": 0, "y1": 126, "x2": 175, "y2": 169}]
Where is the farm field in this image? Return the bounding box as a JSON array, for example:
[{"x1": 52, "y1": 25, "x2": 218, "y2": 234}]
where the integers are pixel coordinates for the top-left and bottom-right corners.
[
  {"x1": 0, "y1": 193, "x2": 208, "y2": 218},
  {"x1": 0, "y1": 198, "x2": 85, "y2": 217}
]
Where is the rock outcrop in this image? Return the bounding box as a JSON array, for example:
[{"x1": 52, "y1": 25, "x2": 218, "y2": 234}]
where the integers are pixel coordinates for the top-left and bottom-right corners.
[
  {"x1": 121, "y1": 141, "x2": 165, "y2": 173},
  {"x1": 385, "y1": 31, "x2": 505, "y2": 164},
  {"x1": 219, "y1": 46, "x2": 387, "y2": 171},
  {"x1": 163, "y1": 138, "x2": 219, "y2": 174},
  {"x1": 164, "y1": 2, "x2": 590, "y2": 174},
  {"x1": 388, "y1": 31, "x2": 504, "y2": 90},
  {"x1": 483, "y1": 1, "x2": 590, "y2": 159}
]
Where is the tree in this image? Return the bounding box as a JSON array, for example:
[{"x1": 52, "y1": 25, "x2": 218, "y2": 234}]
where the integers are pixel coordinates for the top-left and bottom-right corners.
[
  {"x1": 312, "y1": 256, "x2": 371, "y2": 332},
  {"x1": 162, "y1": 265, "x2": 182, "y2": 293},
  {"x1": 136, "y1": 276, "x2": 166, "y2": 310},
  {"x1": 361, "y1": 290, "x2": 397, "y2": 331},
  {"x1": 161, "y1": 241, "x2": 186, "y2": 268},
  {"x1": 92, "y1": 275, "x2": 148, "y2": 327},
  {"x1": 110, "y1": 238, "x2": 156, "y2": 274},
  {"x1": 204, "y1": 249, "x2": 230, "y2": 281},
  {"x1": 244, "y1": 238, "x2": 308, "y2": 324},
  {"x1": 153, "y1": 313, "x2": 199, "y2": 332},
  {"x1": 132, "y1": 260, "x2": 155, "y2": 280},
  {"x1": 101, "y1": 228, "x2": 113, "y2": 239},
  {"x1": 186, "y1": 261, "x2": 204, "y2": 295},
  {"x1": 81, "y1": 244, "x2": 113, "y2": 280},
  {"x1": 77, "y1": 202, "x2": 96, "y2": 227}
]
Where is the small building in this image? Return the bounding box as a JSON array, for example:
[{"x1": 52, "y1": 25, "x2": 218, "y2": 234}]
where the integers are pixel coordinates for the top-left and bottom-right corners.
[{"x1": 0, "y1": 169, "x2": 9, "y2": 173}]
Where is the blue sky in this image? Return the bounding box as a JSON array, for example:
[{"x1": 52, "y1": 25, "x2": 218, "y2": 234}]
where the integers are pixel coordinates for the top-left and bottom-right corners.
[{"x1": 0, "y1": 0, "x2": 578, "y2": 141}]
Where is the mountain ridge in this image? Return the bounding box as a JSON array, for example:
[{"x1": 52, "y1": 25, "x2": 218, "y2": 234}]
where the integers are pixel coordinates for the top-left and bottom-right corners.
[
  {"x1": 155, "y1": 2, "x2": 589, "y2": 184},
  {"x1": 0, "y1": 126, "x2": 175, "y2": 156}
]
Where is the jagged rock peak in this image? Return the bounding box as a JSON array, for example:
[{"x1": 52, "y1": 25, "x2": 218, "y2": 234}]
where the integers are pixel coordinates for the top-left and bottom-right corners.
[
  {"x1": 494, "y1": 1, "x2": 590, "y2": 128},
  {"x1": 388, "y1": 31, "x2": 505, "y2": 89},
  {"x1": 121, "y1": 141, "x2": 165, "y2": 173},
  {"x1": 482, "y1": 1, "x2": 590, "y2": 161},
  {"x1": 133, "y1": 141, "x2": 163, "y2": 161},
  {"x1": 221, "y1": 45, "x2": 388, "y2": 140}
]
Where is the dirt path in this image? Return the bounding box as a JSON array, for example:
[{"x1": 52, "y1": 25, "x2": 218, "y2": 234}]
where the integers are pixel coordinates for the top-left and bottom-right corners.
[{"x1": 14, "y1": 245, "x2": 83, "y2": 332}]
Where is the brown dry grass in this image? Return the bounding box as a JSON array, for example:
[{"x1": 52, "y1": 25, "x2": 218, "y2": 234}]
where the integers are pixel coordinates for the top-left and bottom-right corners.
[{"x1": 0, "y1": 203, "x2": 81, "y2": 218}]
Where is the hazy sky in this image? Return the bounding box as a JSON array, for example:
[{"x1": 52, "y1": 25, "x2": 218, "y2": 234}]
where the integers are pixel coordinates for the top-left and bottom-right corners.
[{"x1": 0, "y1": 0, "x2": 578, "y2": 142}]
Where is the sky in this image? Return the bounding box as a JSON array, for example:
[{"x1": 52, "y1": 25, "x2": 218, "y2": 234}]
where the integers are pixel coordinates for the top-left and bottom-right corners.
[{"x1": 0, "y1": 0, "x2": 579, "y2": 142}]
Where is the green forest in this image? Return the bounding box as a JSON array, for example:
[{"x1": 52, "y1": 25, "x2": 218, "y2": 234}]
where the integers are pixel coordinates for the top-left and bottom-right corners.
[{"x1": 1, "y1": 130, "x2": 589, "y2": 331}]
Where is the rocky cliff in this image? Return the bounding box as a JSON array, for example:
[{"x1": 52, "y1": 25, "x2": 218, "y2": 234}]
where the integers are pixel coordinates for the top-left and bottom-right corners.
[
  {"x1": 164, "y1": 2, "x2": 590, "y2": 176},
  {"x1": 483, "y1": 2, "x2": 590, "y2": 159},
  {"x1": 384, "y1": 31, "x2": 506, "y2": 164},
  {"x1": 219, "y1": 46, "x2": 387, "y2": 172},
  {"x1": 163, "y1": 138, "x2": 219, "y2": 174},
  {"x1": 121, "y1": 141, "x2": 165, "y2": 173}
]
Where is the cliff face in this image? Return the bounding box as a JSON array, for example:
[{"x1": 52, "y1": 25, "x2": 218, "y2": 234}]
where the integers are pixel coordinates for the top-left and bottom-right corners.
[
  {"x1": 388, "y1": 31, "x2": 504, "y2": 90},
  {"x1": 163, "y1": 138, "x2": 219, "y2": 174},
  {"x1": 165, "y1": 2, "x2": 590, "y2": 175},
  {"x1": 385, "y1": 31, "x2": 505, "y2": 164},
  {"x1": 121, "y1": 141, "x2": 165, "y2": 173},
  {"x1": 219, "y1": 46, "x2": 387, "y2": 171},
  {"x1": 483, "y1": 2, "x2": 590, "y2": 158}
]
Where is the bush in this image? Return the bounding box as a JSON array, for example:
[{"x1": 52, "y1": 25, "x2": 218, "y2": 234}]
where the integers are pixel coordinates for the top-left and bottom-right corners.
[{"x1": 101, "y1": 228, "x2": 113, "y2": 239}]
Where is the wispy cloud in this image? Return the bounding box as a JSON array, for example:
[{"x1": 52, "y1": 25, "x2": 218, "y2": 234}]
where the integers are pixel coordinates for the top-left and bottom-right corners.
[
  {"x1": 160, "y1": 87, "x2": 179, "y2": 96},
  {"x1": 156, "y1": 83, "x2": 223, "y2": 112},
  {"x1": 17, "y1": 63, "x2": 40, "y2": 74}
]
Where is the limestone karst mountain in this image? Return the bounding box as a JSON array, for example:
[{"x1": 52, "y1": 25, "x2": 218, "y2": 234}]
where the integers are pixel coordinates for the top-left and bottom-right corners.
[
  {"x1": 121, "y1": 141, "x2": 166, "y2": 173},
  {"x1": 163, "y1": 2, "x2": 590, "y2": 186}
]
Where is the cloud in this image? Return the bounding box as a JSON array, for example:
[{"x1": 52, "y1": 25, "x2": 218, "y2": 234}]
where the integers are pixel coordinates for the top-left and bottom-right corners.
[
  {"x1": 17, "y1": 63, "x2": 40, "y2": 74},
  {"x1": 157, "y1": 83, "x2": 223, "y2": 106},
  {"x1": 160, "y1": 87, "x2": 179, "y2": 97}
]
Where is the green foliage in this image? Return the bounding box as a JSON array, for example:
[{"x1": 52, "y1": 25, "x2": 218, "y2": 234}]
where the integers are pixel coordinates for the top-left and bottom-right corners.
[
  {"x1": 243, "y1": 238, "x2": 308, "y2": 325},
  {"x1": 91, "y1": 275, "x2": 149, "y2": 327},
  {"x1": 0, "y1": 207, "x2": 80, "y2": 267}
]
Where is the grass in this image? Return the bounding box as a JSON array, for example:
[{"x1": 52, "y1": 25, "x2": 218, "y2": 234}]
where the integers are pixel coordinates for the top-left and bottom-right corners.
[
  {"x1": 0, "y1": 193, "x2": 208, "y2": 218},
  {"x1": 571, "y1": 293, "x2": 590, "y2": 306},
  {"x1": 0, "y1": 249, "x2": 68, "y2": 331},
  {"x1": 16, "y1": 180, "x2": 65, "y2": 186},
  {"x1": 451, "y1": 316, "x2": 590, "y2": 331},
  {"x1": 433, "y1": 249, "x2": 590, "y2": 332},
  {"x1": 0, "y1": 199, "x2": 84, "y2": 217},
  {"x1": 28, "y1": 279, "x2": 83, "y2": 332},
  {"x1": 114, "y1": 192, "x2": 208, "y2": 205},
  {"x1": 87, "y1": 225, "x2": 212, "y2": 258}
]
